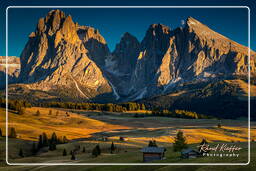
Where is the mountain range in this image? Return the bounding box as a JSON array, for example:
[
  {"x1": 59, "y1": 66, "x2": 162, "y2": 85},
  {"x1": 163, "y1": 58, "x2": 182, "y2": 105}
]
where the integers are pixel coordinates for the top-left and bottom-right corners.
[{"x1": 2, "y1": 9, "x2": 256, "y2": 118}]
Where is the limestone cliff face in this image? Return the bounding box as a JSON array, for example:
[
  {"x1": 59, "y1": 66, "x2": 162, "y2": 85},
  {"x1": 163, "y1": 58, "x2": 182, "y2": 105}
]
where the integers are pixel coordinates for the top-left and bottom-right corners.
[
  {"x1": 124, "y1": 17, "x2": 255, "y2": 99},
  {"x1": 18, "y1": 10, "x2": 112, "y2": 100},
  {"x1": 77, "y1": 25, "x2": 110, "y2": 66},
  {"x1": 104, "y1": 32, "x2": 140, "y2": 95}
]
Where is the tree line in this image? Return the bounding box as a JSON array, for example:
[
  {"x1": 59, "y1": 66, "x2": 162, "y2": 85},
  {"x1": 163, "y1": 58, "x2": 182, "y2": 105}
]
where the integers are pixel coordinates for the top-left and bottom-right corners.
[{"x1": 1, "y1": 97, "x2": 214, "y2": 119}]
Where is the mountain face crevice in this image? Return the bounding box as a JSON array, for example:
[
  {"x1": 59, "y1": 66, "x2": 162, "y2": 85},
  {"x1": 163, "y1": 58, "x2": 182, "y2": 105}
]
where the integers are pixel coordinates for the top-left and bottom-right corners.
[{"x1": 12, "y1": 10, "x2": 255, "y2": 103}]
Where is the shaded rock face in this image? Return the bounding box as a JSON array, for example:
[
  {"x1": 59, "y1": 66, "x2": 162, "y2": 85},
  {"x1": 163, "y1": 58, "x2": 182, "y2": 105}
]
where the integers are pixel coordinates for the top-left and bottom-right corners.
[
  {"x1": 104, "y1": 32, "x2": 140, "y2": 96},
  {"x1": 0, "y1": 56, "x2": 20, "y2": 88},
  {"x1": 15, "y1": 10, "x2": 255, "y2": 102},
  {"x1": 18, "y1": 10, "x2": 113, "y2": 100}
]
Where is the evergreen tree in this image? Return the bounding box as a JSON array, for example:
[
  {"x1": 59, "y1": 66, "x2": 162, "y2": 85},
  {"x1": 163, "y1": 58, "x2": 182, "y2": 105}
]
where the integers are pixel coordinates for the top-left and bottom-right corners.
[
  {"x1": 9, "y1": 127, "x2": 17, "y2": 138},
  {"x1": 31, "y1": 142, "x2": 37, "y2": 154},
  {"x1": 51, "y1": 132, "x2": 58, "y2": 143},
  {"x1": 110, "y1": 142, "x2": 115, "y2": 153},
  {"x1": 42, "y1": 132, "x2": 48, "y2": 146},
  {"x1": 92, "y1": 144, "x2": 101, "y2": 157},
  {"x1": 0, "y1": 128, "x2": 2, "y2": 137},
  {"x1": 71, "y1": 151, "x2": 76, "y2": 160},
  {"x1": 63, "y1": 136, "x2": 68, "y2": 144},
  {"x1": 82, "y1": 146, "x2": 86, "y2": 153},
  {"x1": 63, "y1": 148, "x2": 67, "y2": 156},
  {"x1": 173, "y1": 131, "x2": 187, "y2": 152},
  {"x1": 38, "y1": 135, "x2": 43, "y2": 149},
  {"x1": 148, "y1": 140, "x2": 158, "y2": 147},
  {"x1": 35, "y1": 110, "x2": 40, "y2": 116},
  {"x1": 49, "y1": 142, "x2": 56, "y2": 151},
  {"x1": 200, "y1": 138, "x2": 208, "y2": 145},
  {"x1": 19, "y1": 148, "x2": 24, "y2": 157}
]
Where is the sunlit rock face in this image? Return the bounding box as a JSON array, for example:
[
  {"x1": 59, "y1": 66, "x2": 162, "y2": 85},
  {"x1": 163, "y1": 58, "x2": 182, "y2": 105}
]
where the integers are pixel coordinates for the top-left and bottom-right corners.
[{"x1": 18, "y1": 10, "x2": 113, "y2": 100}]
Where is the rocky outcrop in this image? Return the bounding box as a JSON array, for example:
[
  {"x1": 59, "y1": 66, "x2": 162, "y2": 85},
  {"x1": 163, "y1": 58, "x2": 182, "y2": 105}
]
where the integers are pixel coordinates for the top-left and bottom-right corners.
[
  {"x1": 18, "y1": 10, "x2": 113, "y2": 101},
  {"x1": 0, "y1": 56, "x2": 20, "y2": 88},
  {"x1": 124, "y1": 17, "x2": 256, "y2": 100},
  {"x1": 105, "y1": 32, "x2": 140, "y2": 96}
]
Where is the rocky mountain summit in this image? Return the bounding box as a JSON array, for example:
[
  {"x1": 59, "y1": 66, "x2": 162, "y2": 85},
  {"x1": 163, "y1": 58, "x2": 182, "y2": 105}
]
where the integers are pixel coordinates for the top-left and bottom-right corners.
[
  {"x1": 18, "y1": 10, "x2": 113, "y2": 101},
  {"x1": 7, "y1": 10, "x2": 255, "y2": 103}
]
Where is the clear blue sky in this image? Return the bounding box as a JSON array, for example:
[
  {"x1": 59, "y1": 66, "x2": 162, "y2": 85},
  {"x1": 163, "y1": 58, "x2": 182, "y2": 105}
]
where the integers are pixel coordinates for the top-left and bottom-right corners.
[{"x1": 0, "y1": 0, "x2": 255, "y2": 57}]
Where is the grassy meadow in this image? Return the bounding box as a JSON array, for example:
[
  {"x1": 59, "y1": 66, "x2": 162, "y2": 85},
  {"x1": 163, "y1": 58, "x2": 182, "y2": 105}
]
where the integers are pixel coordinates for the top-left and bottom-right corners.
[{"x1": 0, "y1": 106, "x2": 255, "y2": 170}]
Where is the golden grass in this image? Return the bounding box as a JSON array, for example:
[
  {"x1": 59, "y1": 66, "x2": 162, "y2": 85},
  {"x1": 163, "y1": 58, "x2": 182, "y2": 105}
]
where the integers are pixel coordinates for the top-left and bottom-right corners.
[
  {"x1": 0, "y1": 107, "x2": 253, "y2": 145},
  {"x1": 0, "y1": 107, "x2": 130, "y2": 141},
  {"x1": 107, "y1": 125, "x2": 253, "y2": 145}
]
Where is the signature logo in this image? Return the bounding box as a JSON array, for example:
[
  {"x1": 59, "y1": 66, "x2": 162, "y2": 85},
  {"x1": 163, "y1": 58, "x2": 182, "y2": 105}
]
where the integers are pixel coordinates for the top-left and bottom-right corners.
[{"x1": 197, "y1": 143, "x2": 242, "y2": 158}]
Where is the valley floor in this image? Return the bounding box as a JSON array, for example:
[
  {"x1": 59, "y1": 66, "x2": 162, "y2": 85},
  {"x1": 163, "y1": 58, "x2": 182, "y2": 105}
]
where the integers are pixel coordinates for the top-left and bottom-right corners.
[{"x1": 0, "y1": 107, "x2": 255, "y2": 170}]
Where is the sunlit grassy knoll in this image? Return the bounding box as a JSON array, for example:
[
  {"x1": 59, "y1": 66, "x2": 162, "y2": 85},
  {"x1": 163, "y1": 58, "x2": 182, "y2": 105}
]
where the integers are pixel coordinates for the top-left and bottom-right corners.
[{"x1": 0, "y1": 107, "x2": 130, "y2": 141}]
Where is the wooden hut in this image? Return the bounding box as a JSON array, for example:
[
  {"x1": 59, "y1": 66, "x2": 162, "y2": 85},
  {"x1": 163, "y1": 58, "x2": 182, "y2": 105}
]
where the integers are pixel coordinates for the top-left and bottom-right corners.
[
  {"x1": 181, "y1": 148, "x2": 200, "y2": 159},
  {"x1": 141, "y1": 147, "x2": 166, "y2": 162}
]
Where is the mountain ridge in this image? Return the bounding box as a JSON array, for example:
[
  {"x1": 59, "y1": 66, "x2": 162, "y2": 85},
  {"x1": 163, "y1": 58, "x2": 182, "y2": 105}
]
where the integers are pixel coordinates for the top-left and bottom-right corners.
[{"x1": 3, "y1": 10, "x2": 255, "y2": 109}]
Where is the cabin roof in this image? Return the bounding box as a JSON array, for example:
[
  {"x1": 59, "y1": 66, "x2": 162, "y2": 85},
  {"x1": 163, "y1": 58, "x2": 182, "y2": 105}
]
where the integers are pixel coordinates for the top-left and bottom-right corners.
[
  {"x1": 141, "y1": 147, "x2": 166, "y2": 153},
  {"x1": 181, "y1": 148, "x2": 199, "y2": 154}
]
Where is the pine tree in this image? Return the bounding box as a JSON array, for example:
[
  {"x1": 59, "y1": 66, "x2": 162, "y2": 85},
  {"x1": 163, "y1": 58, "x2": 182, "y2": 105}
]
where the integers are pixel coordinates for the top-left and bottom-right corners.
[
  {"x1": 63, "y1": 136, "x2": 68, "y2": 144},
  {"x1": 96, "y1": 144, "x2": 101, "y2": 155},
  {"x1": 110, "y1": 142, "x2": 115, "y2": 153},
  {"x1": 51, "y1": 132, "x2": 57, "y2": 143},
  {"x1": 31, "y1": 142, "x2": 37, "y2": 154},
  {"x1": 19, "y1": 148, "x2": 24, "y2": 157},
  {"x1": 92, "y1": 144, "x2": 101, "y2": 157},
  {"x1": 148, "y1": 140, "x2": 158, "y2": 147},
  {"x1": 9, "y1": 127, "x2": 17, "y2": 138},
  {"x1": 0, "y1": 128, "x2": 2, "y2": 137},
  {"x1": 63, "y1": 148, "x2": 67, "y2": 156},
  {"x1": 49, "y1": 142, "x2": 56, "y2": 151},
  {"x1": 71, "y1": 151, "x2": 76, "y2": 160},
  {"x1": 35, "y1": 110, "x2": 40, "y2": 116},
  {"x1": 82, "y1": 146, "x2": 86, "y2": 153},
  {"x1": 38, "y1": 135, "x2": 43, "y2": 149},
  {"x1": 42, "y1": 132, "x2": 48, "y2": 146},
  {"x1": 173, "y1": 131, "x2": 187, "y2": 152}
]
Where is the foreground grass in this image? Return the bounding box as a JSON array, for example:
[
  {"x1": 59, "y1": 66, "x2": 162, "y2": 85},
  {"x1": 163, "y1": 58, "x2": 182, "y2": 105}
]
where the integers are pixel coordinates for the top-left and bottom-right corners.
[{"x1": 0, "y1": 136, "x2": 255, "y2": 171}]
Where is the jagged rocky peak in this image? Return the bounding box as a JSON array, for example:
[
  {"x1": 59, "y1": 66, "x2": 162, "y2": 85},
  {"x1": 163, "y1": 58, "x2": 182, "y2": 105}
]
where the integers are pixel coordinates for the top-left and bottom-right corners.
[
  {"x1": 77, "y1": 25, "x2": 110, "y2": 66},
  {"x1": 77, "y1": 25, "x2": 106, "y2": 44},
  {"x1": 110, "y1": 32, "x2": 140, "y2": 74},
  {"x1": 18, "y1": 9, "x2": 113, "y2": 100},
  {"x1": 141, "y1": 23, "x2": 171, "y2": 52},
  {"x1": 113, "y1": 32, "x2": 140, "y2": 56},
  {"x1": 35, "y1": 9, "x2": 66, "y2": 35}
]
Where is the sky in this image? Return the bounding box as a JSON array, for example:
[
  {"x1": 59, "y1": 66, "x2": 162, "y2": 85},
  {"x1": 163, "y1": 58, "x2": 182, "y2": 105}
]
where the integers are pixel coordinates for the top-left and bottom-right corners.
[{"x1": 0, "y1": 0, "x2": 255, "y2": 57}]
